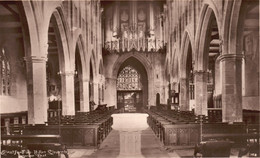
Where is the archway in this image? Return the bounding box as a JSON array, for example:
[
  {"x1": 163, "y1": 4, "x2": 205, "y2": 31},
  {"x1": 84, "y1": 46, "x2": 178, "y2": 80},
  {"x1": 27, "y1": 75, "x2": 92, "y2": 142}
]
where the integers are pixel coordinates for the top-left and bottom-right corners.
[
  {"x1": 116, "y1": 57, "x2": 148, "y2": 112},
  {"x1": 46, "y1": 11, "x2": 71, "y2": 116},
  {"x1": 74, "y1": 46, "x2": 82, "y2": 112},
  {"x1": 195, "y1": 5, "x2": 221, "y2": 117},
  {"x1": 89, "y1": 59, "x2": 94, "y2": 111},
  {"x1": 180, "y1": 33, "x2": 194, "y2": 111}
]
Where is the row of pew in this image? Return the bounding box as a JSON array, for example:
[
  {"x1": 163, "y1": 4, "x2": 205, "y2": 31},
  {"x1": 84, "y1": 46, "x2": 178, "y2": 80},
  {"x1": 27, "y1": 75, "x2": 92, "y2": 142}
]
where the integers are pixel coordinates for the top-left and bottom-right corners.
[
  {"x1": 1, "y1": 105, "x2": 116, "y2": 158},
  {"x1": 144, "y1": 107, "x2": 259, "y2": 157}
]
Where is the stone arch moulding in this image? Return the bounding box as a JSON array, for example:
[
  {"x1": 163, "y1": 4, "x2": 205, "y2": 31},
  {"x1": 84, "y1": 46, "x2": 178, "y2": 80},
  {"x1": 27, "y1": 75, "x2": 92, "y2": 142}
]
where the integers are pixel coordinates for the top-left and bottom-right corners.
[
  {"x1": 112, "y1": 53, "x2": 152, "y2": 81},
  {"x1": 50, "y1": 8, "x2": 71, "y2": 72},
  {"x1": 112, "y1": 53, "x2": 154, "y2": 106},
  {"x1": 222, "y1": 0, "x2": 245, "y2": 55},
  {"x1": 195, "y1": 4, "x2": 220, "y2": 71},
  {"x1": 75, "y1": 35, "x2": 87, "y2": 80},
  {"x1": 180, "y1": 31, "x2": 193, "y2": 79},
  {"x1": 22, "y1": 1, "x2": 40, "y2": 57}
]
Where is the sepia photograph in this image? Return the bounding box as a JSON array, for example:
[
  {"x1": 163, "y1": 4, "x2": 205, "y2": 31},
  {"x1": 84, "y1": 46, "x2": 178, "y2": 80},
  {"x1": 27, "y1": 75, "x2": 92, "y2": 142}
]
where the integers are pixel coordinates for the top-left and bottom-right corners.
[{"x1": 0, "y1": 0, "x2": 259, "y2": 157}]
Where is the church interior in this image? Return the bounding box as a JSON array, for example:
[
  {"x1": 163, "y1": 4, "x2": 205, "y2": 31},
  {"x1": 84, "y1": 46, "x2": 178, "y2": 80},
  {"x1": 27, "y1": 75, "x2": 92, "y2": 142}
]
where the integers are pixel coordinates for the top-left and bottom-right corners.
[{"x1": 0, "y1": 0, "x2": 259, "y2": 157}]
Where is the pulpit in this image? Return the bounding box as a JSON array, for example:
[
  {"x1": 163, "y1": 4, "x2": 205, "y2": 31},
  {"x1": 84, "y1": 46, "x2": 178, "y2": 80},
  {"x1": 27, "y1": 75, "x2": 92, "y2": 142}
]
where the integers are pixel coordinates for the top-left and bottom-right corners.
[{"x1": 112, "y1": 113, "x2": 148, "y2": 158}]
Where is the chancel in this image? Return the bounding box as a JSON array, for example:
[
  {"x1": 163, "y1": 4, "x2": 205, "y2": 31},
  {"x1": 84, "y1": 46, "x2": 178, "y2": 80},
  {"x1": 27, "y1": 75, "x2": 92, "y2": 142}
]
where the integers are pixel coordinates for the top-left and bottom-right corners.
[{"x1": 0, "y1": 0, "x2": 259, "y2": 157}]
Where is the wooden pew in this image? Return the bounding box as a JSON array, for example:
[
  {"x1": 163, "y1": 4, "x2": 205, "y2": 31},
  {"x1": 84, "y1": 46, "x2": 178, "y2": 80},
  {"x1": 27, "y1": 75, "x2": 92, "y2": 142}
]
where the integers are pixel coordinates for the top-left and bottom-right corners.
[
  {"x1": 1, "y1": 134, "x2": 68, "y2": 158},
  {"x1": 194, "y1": 140, "x2": 232, "y2": 157}
]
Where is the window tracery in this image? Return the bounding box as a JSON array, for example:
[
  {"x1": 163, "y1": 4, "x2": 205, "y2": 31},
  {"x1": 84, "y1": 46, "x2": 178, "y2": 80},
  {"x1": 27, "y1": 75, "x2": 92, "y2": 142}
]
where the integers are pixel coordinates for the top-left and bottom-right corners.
[{"x1": 117, "y1": 66, "x2": 142, "y2": 90}]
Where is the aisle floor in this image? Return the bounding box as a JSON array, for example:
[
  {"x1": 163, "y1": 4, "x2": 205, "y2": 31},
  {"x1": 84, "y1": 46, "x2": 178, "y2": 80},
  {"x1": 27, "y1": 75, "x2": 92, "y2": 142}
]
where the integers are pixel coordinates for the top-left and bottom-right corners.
[
  {"x1": 68, "y1": 127, "x2": 181, "y2": 158},
  {"x1": 67, "y1": 127, "x2": 244, "y2": 158}
]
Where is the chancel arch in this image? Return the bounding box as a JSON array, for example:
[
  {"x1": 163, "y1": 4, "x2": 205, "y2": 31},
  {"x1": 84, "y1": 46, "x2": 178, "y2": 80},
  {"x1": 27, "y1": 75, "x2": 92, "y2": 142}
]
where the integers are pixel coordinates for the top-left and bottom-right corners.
[{"x1": 116, "y1": 57, "x2": 148, "y2": 112}]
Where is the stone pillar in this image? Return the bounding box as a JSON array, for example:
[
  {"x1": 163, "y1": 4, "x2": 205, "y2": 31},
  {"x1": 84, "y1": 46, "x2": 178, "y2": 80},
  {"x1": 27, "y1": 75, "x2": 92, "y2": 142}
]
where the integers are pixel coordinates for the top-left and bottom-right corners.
[
  {"x1": 25, "y1": 56, "x2": 48, "y2": 124},
  {"x1": 61, "y1": 71, "x2": 75, "y2": 115},
  {"x1": 179, "y1": 78, "x2": 189, "y2": 111},
  {"x1": 220, "y1": 54, "x2": 243, "y2": 122},
  {"x1": 93, "y1": 81, "x2": 99, "y2": 108},
  {"x1": 80, "y1": 79, "x2": 90, "y2": 112},
  {"x1": 194, "y1": 70, "x2": 208, "y2": 115}
]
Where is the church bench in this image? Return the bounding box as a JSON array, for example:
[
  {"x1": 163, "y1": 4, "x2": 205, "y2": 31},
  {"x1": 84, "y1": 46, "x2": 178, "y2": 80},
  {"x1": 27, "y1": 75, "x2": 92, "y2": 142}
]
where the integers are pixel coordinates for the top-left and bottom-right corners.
[
  {"x1": 145, "y1": 108, "x2": 256, "y2": 148},
  {"x1": 1, "y1": 134, "x2": 65, "y2": 158},
  {"x1": 24, "y1": 116, "x2": 113, "y2": 148},
  {"x1": 23, "y1": 124, "x2": 99, "y2": 147},
  {"x1": 194, "y1": 140, "x2": 232, "y2": 157},
  {"x1": 1, "y1": 135, "x2": 68, "y2": 158}
]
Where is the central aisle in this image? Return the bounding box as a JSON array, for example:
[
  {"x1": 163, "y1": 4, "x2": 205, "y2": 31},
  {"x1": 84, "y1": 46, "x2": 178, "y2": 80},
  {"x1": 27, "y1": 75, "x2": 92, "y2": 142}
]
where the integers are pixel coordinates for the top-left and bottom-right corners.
[{"x1": 86, "y1": 127, "x2": 173, "y2": 158}]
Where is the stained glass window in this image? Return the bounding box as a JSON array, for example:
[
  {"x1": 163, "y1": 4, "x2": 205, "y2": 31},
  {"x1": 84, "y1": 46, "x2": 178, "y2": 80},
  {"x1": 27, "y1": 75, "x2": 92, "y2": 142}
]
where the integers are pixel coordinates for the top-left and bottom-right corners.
[
  {"x1": 117, "y1": 66, "x2": 142, "y2": 90},
  {"x1": 0, "y1": 48, "x2": 11, "y2": 95}
]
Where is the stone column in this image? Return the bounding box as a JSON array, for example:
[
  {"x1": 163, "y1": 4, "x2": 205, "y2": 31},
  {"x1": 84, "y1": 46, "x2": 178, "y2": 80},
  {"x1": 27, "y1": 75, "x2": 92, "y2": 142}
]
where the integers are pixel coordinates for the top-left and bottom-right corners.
[
  {"x1": 93, "y1": 81, "x2": 99, "y2": 108},
  {"x1": 179, "y1": 78, "x2": 189, "y2": 111},
  {"x1": 25, "y1": 56, "x2": 48, "y2": 124},
  {"x1": 220, "y1": 54, "x2": 243, "y2": 122},
  {"x1": 61, "y1": 71, "x2": 75, "y2": 115},
  {"x1": 80, "y1": 79, "x2": 90, "y2": 112},
  {"x1": 194, "y1": 70, "x2": 208, "y2": 115}
]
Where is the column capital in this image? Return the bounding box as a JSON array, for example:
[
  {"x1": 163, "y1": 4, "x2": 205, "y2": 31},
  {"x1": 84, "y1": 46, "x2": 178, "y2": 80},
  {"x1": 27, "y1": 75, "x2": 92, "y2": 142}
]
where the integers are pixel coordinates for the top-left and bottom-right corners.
[
  {"x1": 24, "y1": 56, "x2": 47, "y2": 63},
  {"x1": 193, "y1": 70, "x2": 207, "y2": 75},
  {"x1": 59, "y1": 71, "x2": 75, "y2": 76},
  {"x1": 219, "y1": 54, "x2": 244, "y2": 61}
]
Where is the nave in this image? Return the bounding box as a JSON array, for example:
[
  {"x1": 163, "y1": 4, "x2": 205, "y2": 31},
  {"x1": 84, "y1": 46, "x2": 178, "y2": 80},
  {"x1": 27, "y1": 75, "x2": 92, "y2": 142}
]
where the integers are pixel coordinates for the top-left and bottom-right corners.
[{"x1": 0, "y1": 0, "x2": 259, "y2": 157}]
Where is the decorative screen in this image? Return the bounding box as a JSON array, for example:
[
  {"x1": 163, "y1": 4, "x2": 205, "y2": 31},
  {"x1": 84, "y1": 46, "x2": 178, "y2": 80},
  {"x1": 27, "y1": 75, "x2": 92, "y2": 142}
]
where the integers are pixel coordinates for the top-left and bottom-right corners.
[{"x1": 117, "y1": 66, "x2": 142, "y2": 90}]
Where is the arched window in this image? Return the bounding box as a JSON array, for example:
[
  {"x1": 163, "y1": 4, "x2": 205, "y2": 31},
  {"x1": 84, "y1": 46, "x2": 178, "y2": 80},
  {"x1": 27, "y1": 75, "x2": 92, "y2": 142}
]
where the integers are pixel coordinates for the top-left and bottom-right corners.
[
  {"x1": 117, "y1": 66, "x2": 142, "y2": 90},
  {"x1": 0, "y1": 48, "x2": 11, "y2": 95}
]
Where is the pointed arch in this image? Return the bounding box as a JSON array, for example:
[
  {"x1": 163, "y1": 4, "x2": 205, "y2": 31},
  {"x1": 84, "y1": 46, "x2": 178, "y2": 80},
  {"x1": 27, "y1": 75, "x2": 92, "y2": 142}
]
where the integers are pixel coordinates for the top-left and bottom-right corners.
[
  {"x1": 50, "y1": 8, "x2": 71, "y2": 72},
  {"x1": 194, "y1": 4, "x2": 221, "y2": 71},
  {"x1": 180, "y1": 31, "x2": 193, "y2": 78}
]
